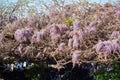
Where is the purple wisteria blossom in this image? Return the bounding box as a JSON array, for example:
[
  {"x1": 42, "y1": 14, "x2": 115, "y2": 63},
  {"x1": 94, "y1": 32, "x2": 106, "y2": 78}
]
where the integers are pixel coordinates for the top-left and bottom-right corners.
[
  {"x1": 77, "y1": 29, "x2": 85, "y2": 43},
  {"x1": 73, "y1": 38, "x2": 80, "y2": 49},
  {"x1": 58, "y1": 43, "x2": 66, "y2": 51},
  {"x1": 73, "y1": 20, "x2": 81, "y2": 30},
  {"x1": 95, "y1": 40, "x2": 105, "y2": 54},
  {"x1": 14, "y1": 29, "x2": 25, "y2": 43},
  {"x1": 85, "y1": 21, "x2": 97, "y2": 33},
  {"x1": 49, "y1": 24, "x2": 60, "y2": 34},
  {"x1": 14, "y1": 28, "x2": 33, "y2": 43},
  {"x1": 68, "y1": 38, "x2": 73, "y2": 48},
  {"x1": 72, "y1": 50, "x2": 80, "y2": 67},
  {"x1": 95, "y1": 40, "x2": 120, "y2": 57},
  {"x1": 58, "y1": 24, "x2": 67, "y2": 33},
  {"x1": 49, "y1": 24, "x2": 61, "y2": 43},
  {"x1": 111, "y1": 39, "x2": 120, "y2": 52},
  {"x1": 73, "y1": 33, "x2": 80, "y2": 49},
  {"x1": 50, "y1": 33, "x2": 61, "y2": 43},
  {"x1": 31, "y1": 29, "x2": 47, "y2": 44},
  {"x1": 110, "y1": 31, "x2": 120, "y2": 39}
]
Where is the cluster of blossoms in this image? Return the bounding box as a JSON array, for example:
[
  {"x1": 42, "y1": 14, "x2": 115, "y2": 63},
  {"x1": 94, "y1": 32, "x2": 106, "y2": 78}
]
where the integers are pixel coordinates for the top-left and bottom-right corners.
[
  {"x1": 84, "y1": 21, "x2": 97, "y2": 34},
  {"x1": 110, "y1": 31, "x2": 120, "y2": 39},
  {"x1": 49, "y1": 24, "x2": 61, "y2": 43},
  {"x1": 14, "y1": 28, "x2": 33, "y2": 43},
  {"x1": 95, "y1": 39, "x2": 120, "y2": 58},
  {"x1": 72, "y1": 50, "x2": 80, "y2": 67},
  {"x1": 31, "y1": 29, "x2": 48, "y2": 44},
  {"x1": 67, "y1": 20, "x2": 98, "y2": 49},
  {"x1": 48, "y1": 24, "x2": 68, "y2": 43},
  {"x1": 58, "y1": 43, "x2": 66, "y2": 51},
  {"x1": 69, "y1": 30, "x2": 85, "y2": 49}
]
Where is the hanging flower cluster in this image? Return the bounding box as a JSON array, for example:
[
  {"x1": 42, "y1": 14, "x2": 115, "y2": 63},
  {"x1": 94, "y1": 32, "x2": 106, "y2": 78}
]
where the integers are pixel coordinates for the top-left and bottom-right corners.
[
  {"x1": 58, "y1": 43, "x2": 66, "y2": 51},
  {"x1": 14, "y1": 28, "x2": 33, "y2": 43},
  {"x1": 58, "y1": 24, "x2": 68, "y2": 33},
  {"x1": 95, "y1": 40, "x2": 120, "y2": 57},
  {"x1": 73, "y1": 20, "x2": 81, "y2": 30},
  {"x1": 112, "y1": 4, "x2": 120, "y2": 21},
  {"x1": 72, "y1": 33, "x2": 80, "y2": 49},
  {"x1": 85, "y1": 21, "x2": 97, "y2": 34},
  {"x1": 68, "y1": 29, "x2": 85, "y2": 49},
  {"x1": 31, "y1": 29, "x2": 47, "y2": 44},
  {"x1": 72, "y1": 50, "x2": 80, "y2": 67},
  {"x1": 68, "y1": 38, "x2": 73, "y2": 48},
  {"x1": 49, "y1": 24, "x2": 61, "y2": 43},
  {"x1": 110, "y1": 31, "x2": 120, "y2": 39}
]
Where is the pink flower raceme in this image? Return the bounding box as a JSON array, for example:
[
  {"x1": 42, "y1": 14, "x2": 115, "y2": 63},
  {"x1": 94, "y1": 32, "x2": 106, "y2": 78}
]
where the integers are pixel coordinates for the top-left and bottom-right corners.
[
  {"x1": 85, "y1": 21, "x2": 97, "y2": 34},
  {"x1": 73, "y1": 20, "x2": 81, "y2": 30},
  {"x1": 31, "y1": 29, "x2": 47, "y2": 44},
  {"x1": 14, "y1": 29, "x2": 23, "y2": 43},
  {"x1": 74, "y1": 30, "x2": 85, "y2": 47},
  {"x1": 115, "y1": 4, "x2": 120, "y2": 11},
  {"x1": 68, "y1": 31, "x2": 74, "y2": 37},
  {"x1": 101, "y1": 41, "x2": 113, "y2": 56},
  {"x1": 23, "y1": 28, "x2": 33, "y2": 38},
  {"x1": 111, "y1": 39, "x2": 120, "y2": 52},
  {"x1": 77, "y1": 29, "x2": 85, "y2": 43},
  {"x1": 110, "y1": 31, "x2": 120, "y2": 39},
  {"x1": 58, "y1": 24, "x2": 67, "y2": 33},
  {"x1": 14, "y1": 28, "x2": 33, "y2": 43},
  {"x1": 49, "y1": 24, "x2": 60, "y2": 34},
  {"x1": 68, "y1": 35, "x2": 83, "y2": 49},
  {"x1": 95, "y1": 40, "x2": 105, "y2": 54},
  {"x1": 115, "y1": 11, "x2": 120, "y2": 20},
  {"x1": 68, "y1": 38, "x2": 73, "y2": 48},
  {"x1": 68, "y1": 29, "x2": 85, "y2": 49},
  {"x1": 73, "y1": 38, "x2": 80, "y2": 49},
  {"x1": 72, "y1": 33, "x2": 80, "y2": 49},
  {"x1": 58, "y1": 43, "x2": 66, "y2": 51},
  {"x1": 96, "y1": 40, "x2": 113, "y2": 56},
  {"x1": 95, "y1": 40, "x2": 120, "y2": 57},
  {"x1": 72, "y1": 50, "x2": 80, "y2": 67},
  {"x1": 49, "y1": 24, "x2": 61, "y2": 43},
  {"x1": 39, "y1": 29, "x2": 48, "y2": 37},
  {"x1": 85, "y1": 26, "x2": 96, "y2": 33},
  {"x1": 50, "y1": 33, "x2": 61, "y2": 43}
]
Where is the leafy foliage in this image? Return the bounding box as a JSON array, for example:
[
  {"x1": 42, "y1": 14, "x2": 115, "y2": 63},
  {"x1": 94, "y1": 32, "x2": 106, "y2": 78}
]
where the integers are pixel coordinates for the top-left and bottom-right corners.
[{"x1": 93, "y1": 62, "x2": 120, "y2": 80}]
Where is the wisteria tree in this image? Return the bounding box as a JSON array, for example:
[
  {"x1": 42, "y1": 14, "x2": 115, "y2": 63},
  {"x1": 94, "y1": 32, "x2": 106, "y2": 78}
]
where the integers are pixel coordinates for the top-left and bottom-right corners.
[{"x1": 0, "y1": 0, "x2": 120, "y2": 78}]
